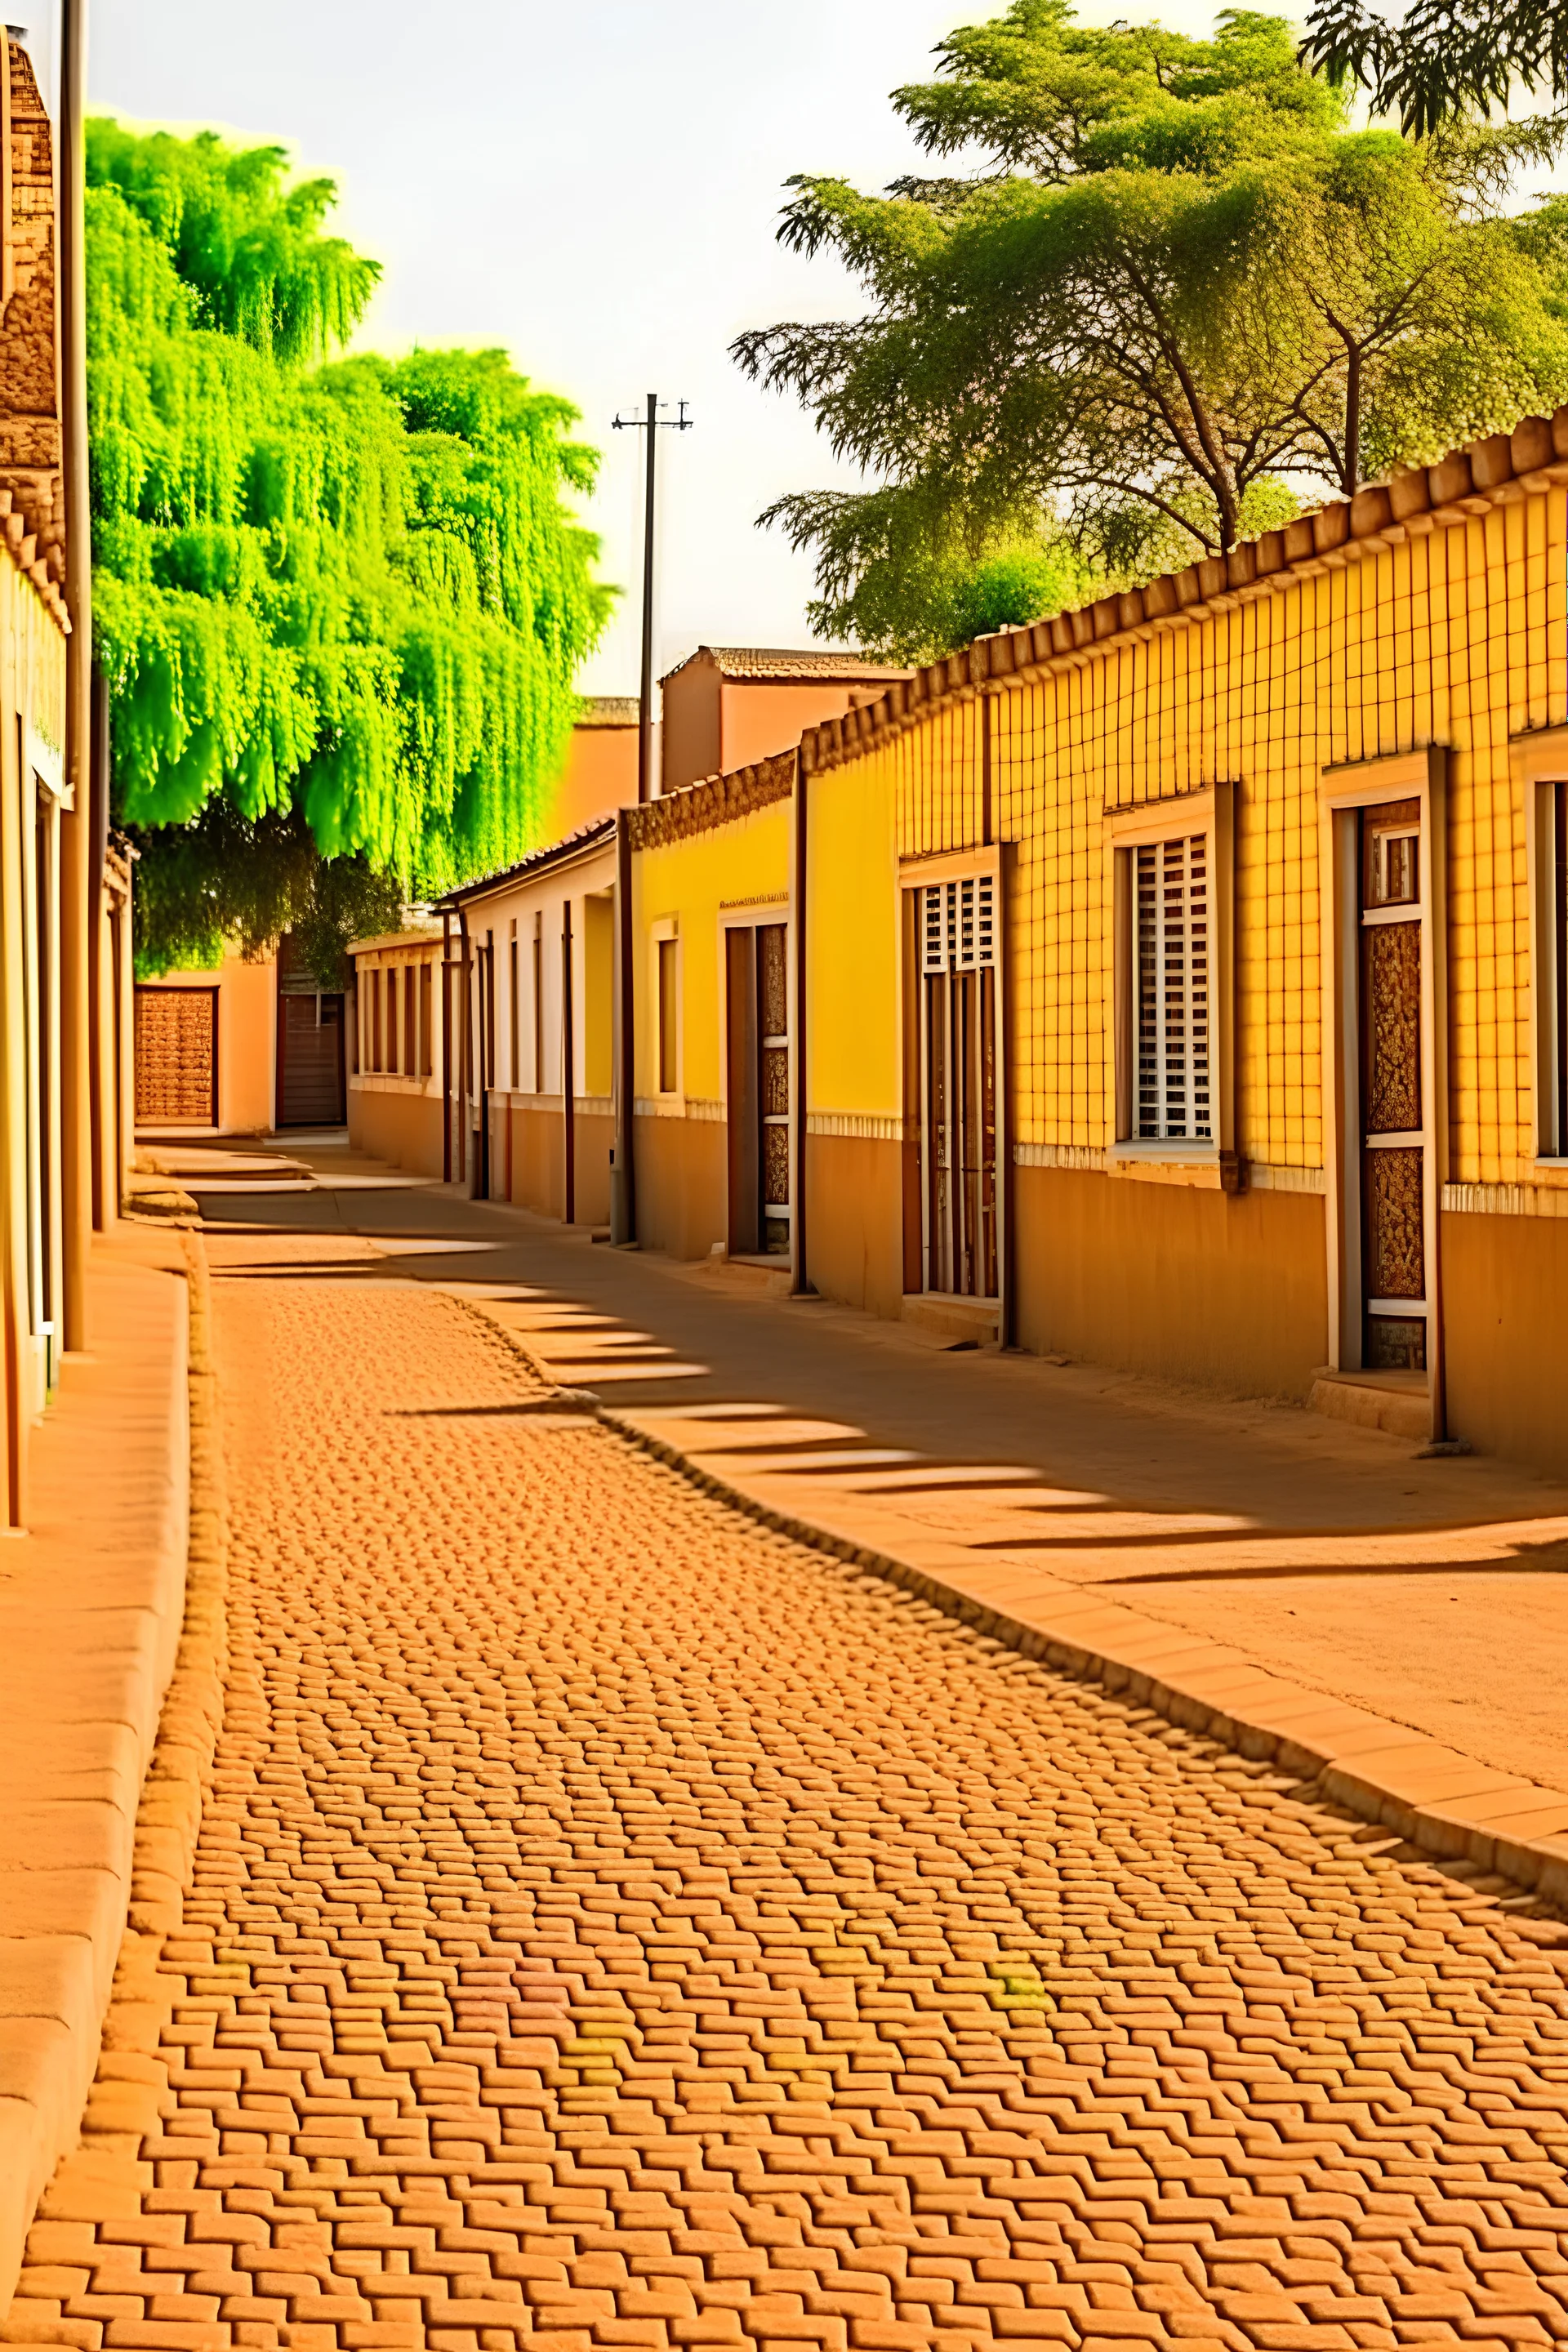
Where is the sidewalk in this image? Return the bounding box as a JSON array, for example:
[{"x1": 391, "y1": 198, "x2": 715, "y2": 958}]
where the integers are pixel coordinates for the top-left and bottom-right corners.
[
  {"x1": 185, "y1": 1138, "x2": 1568, "y2": 1840},
  {"x1": 0, "y1": 1226, "x2": 190, "y2": 2306}
]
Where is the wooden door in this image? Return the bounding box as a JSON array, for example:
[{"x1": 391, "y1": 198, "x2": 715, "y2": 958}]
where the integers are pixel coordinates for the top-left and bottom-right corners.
[
  {"x1": 135, "y1": 987, "x2": 217, "y2": 1126},
  {"x1": 726, "y1": 923, "x2": 791, "y2": 1258},
  {"x1": 1359, "y1": 800, "x2": 1425, "y2": 1370},
  {"x1": 725, "y1": 927, "x2": 760, "y2": 1256},
  {"x1": 921, "y1": 878, "x2": 999, "y2": 1298},
  {"x1": 757, "y1": 924, "x2": 791, "y2": 1255},
  {"x1": 278, "y1": 992, "x2": 345, "y2": 1127}
]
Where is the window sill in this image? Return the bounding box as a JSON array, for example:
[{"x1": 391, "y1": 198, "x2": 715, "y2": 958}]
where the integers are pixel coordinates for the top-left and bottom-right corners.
[{"x1": 1108, "y1": 1141, "x2": 1226, "y2": 1188}]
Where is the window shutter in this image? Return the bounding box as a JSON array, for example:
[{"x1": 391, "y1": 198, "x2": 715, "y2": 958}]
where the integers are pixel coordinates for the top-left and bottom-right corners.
[
  {"x1": 921, "y1": 875, "x2": 996, "y2": 974},
  {"x1": 1134, "y1": 834, "x2": 1210, "y2": 1142}
]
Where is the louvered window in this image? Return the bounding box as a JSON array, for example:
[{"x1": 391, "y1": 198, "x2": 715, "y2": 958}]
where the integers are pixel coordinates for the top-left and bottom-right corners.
[
  {"x1": 920, "y1": 873, "x2": 996, "y2": 974},
  {"x1": 1134, "y1": 834, "x2": 1210, "y2": 1142}
]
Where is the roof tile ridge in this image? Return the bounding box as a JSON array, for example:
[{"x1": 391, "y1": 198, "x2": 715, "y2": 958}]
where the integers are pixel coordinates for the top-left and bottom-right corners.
[{"x1": 798, "y1": 412, "x2": 1568, "y2": 777}]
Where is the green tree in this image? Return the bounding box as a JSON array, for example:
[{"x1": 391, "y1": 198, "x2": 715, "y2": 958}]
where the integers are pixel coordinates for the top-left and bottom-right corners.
[
  {"x1": 736, "y1": 2, "x2": 1568, "y2": 647},
  {"x1": 90, "y1": 125, "x2": 612, "y2": 973},
  {"x1": 1302, "y1": 0, "x2": 1568, "y2": 138}
]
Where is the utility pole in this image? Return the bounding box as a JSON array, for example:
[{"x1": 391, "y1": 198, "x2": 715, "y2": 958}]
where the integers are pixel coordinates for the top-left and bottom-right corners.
[
  {"x1": 59, "y1": 0, "x2": 93, "y2": 1338},
  {"x1": 612, "y1": 394, "x2": 691, "y2": 803}
]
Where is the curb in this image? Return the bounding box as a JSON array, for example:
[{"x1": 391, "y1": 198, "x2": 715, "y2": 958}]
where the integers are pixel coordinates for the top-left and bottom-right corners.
[
  {"x1": 2, "y1": 1231, "x2": 229, "y2": 2323},
  {"x1": 453, "y1": 1295, "x2": 1568, "y2": 1918},
  {"x1": 594, "y1": 1405, "x2": 1568, "y2": 1908}
]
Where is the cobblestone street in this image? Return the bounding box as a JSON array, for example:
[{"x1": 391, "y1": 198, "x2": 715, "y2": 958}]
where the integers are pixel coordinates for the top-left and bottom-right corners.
[{"x1": 13, "y1": 1236, "x2": 1568, "y2": 2350}]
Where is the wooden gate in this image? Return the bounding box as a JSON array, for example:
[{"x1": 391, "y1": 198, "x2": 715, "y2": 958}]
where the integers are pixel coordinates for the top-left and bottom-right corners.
[
  {"x1": 134, "y1": 987, "x2": 217, "y2": 1126},
  {"x1": 277, "y1": 991, "x2": 345, "y2": 1127},
  {"x1": 1358, "y1": 799, "x2": 1426, "y2": 1370}
]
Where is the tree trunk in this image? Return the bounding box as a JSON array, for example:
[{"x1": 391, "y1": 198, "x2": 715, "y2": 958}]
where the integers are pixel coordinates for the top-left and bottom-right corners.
[{"x1": 1343, "y1": 346, "x2": 1362, "y2": 497}]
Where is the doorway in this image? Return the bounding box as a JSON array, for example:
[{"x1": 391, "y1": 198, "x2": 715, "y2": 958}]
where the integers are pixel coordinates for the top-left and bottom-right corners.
[
  {"x1": 725, "y1": 920, "x2": 791, "y2": 1256},
  {"x1": 276, "y1": 934, "x2": 345, "y2": 1127},
  {"x1": 919, "y1": 875, "x2": 1000, "y2": 1298},
  {"x1": 1357, "y1": 798, "x2": 1426, "y2": 1370}
]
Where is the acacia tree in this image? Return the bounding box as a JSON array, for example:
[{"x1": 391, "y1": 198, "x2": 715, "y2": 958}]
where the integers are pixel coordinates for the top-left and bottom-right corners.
[
  {"x1": 1302, "y1": 0, "x2": 1568, "y2": 136},
  {"x1": 736, "y1": 2, "x2": 1568, "y2": 652},
  {"x1": 89, "y1": 125, "x2": 612, "y2": 973}
]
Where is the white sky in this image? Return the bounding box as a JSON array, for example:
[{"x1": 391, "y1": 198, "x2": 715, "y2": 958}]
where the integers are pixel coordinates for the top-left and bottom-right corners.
[{"x1": 77, "y1": 0, "x2": 1218, "y2": 695}]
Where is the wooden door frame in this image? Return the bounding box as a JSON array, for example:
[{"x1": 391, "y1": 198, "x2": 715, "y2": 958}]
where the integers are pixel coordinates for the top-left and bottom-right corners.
[
  {"x1": 720, "y1": 902, "x2": 790, "y2": 1258},
  {"x1": 899, "y1": 846, "x2": 1007, "y2": 1309},
  {"x1": 1318, "y1": 746, "x2": 1449, "y2": 1436}
]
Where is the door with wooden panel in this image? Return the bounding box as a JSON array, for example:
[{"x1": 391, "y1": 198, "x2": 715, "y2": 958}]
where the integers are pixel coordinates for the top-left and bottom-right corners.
[
  {"x1": 1359, "y1": 800, "x2": 1426, "y2": 1370},
  {"x1": 724, "y1": 921, "x2": 791, "y2": 1258},
  {"x1": 135, "y1": 987, "x2": 218, "y2": 1126}
]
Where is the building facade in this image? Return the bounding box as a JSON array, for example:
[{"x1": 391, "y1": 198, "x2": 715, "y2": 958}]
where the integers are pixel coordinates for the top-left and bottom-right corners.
[
  {"x1": 659, "y1": 646, "x2": 908, "y2": 796},
  {"x1": 400, "y1": 419, "x2": 1568, "y2": 1480}
]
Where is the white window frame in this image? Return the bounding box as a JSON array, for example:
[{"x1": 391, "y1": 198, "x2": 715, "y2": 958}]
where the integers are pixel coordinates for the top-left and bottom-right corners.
[{"x1": 1103, "y1": 783, "x2": 1235, "y2": 1178}]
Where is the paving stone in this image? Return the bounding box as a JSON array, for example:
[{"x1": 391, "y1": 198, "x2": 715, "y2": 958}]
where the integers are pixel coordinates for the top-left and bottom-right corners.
[{"x1": 7, "y1": 1258, "x2": 1568, "y2": 2351}]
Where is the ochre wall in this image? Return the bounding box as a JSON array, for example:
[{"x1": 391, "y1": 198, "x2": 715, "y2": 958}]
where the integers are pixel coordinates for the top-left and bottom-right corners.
[
  {"x1": 572, "y1": 1108, "x2": 614, "y2": 1227},
  {"x1": 660, "y1": 662, "x2": 904, "y2": 795},
  {"x1": 1013, "y1": 1165, "x2": 1329, "y2": 1397},
  {"x1": 503, "y1": 1100, "x2": 565, "y2": 1220},
  {"x1": 1441, "y1": 1209, "x2": 1568, "y2": 1474},
  {"x1": 634, "y1": 1110, "x2": 726, "y2": 1260},
  {"x1": 719, "y1": 681, "x2": 893, "y2": 783},
  {"x1": 348, "y1": 1083, "x2": 443, "y2": 1178},
  {"x1": 661, "y1": 662, "x2": 723, "y2": 800},
  {"x1": 138, "y1": 952, "x2": 276, "y2": 1134},
  {"x1": 804, "y1": 1134, "x2": 904, "y2": 1318},
  {"x1": 549, "y1": 724, "x2": 638, "y2": 837}
]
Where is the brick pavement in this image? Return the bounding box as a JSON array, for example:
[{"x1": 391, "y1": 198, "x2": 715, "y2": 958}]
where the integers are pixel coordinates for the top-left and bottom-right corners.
[{"x1": 8, "y1": 1241, "x2": 1568, "y2": 2351}]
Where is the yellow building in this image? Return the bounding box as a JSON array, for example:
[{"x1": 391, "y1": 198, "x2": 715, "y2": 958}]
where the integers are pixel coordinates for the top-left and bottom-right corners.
[{"x1": 620, "y1": 415, "x2": 1568, "y2": 1475}]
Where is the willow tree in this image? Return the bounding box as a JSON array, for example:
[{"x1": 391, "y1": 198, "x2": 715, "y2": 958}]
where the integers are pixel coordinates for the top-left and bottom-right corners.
[
  {"x1": 88, "y1": 124, "x2": 612, "y2": 973},
  {"x1": 736, "y1": 3, "x2": 1568, "y2": 650}
]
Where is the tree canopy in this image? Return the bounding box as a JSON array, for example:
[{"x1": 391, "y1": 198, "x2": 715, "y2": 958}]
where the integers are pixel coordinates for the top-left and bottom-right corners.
[
  {"x1": 737, "y1": 2, "x2": 1568, "y2": 654},
  {"x1": 90, "y1": 124, "x2": 612, "y2": 972},
  {"x1": 1302, "y1": 0, "x2": 1568, "y2": 137}
]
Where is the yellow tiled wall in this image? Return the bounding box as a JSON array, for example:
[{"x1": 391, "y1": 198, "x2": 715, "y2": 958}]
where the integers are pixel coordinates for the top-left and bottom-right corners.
[{"x1": 827, "y1": 490, "x2": 1566, "y2": 1187}]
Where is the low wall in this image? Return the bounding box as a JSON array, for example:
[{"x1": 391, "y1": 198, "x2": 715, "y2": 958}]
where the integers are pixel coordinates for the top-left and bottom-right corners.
[
  {"x1": 348, "y1": 1083, "x2": 443, "y2": 1178},
  {"x1": 633, "y1": 1110, "x2": 726, "y2": 1260},
  {"x1": 1441, "y1": 1207, "x2": 1568, "y2": 1476},
  {"x1": 1013, "y1": 1163, "x2": 1329, "y2": 1400},
  {"x1": 504, "y1": 1102, "x2": 565, "y2": 1220},
  {"x1": 571, "y1": 1110, "x2": 614, "y2": 1228},
  {"x1": 804, "y1": 1132, "x2": 905, "y2": 1318},
  {"x1": 0, "y1": 1230, "x2": 191, "y2": 2305}
]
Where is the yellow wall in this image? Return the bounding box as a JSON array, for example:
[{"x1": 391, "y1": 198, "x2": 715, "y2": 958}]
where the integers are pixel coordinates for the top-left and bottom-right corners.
[
  {"x1": 137, "y1": 952, "x2": 277, "y2": 1134},
  {"x1": 787, "y1": 483, "x2": 1568, "y2": 1419},
  {"x1": 808, "y1": 742, "x2": 902, "y2": 1119},
  {"x1": 630, "y1": 795, "x2": 790, "y2": 1259},
  {"x1": 633, "y1": 799, "x2": 791, "y2": 1106}
]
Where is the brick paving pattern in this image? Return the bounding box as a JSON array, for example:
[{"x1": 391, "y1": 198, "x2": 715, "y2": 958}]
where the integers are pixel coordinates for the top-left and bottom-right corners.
[{"x1": 11, "y1": 1266, "x2": 1568, "y2": 2350}]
